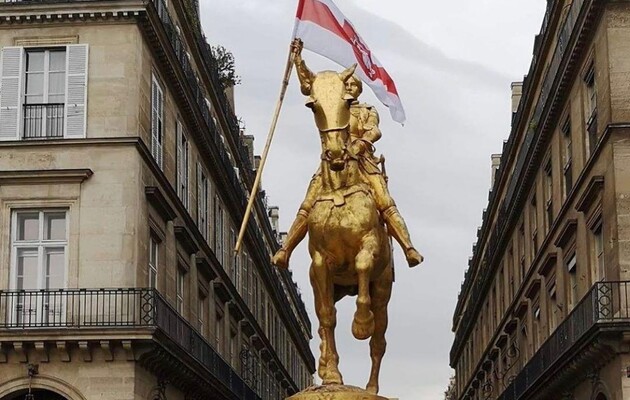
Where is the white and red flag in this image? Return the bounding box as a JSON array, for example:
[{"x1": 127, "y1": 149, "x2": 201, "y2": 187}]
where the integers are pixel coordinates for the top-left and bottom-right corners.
[{"x1": 293, "y1": 0, "x2": 406, "y2": 124}]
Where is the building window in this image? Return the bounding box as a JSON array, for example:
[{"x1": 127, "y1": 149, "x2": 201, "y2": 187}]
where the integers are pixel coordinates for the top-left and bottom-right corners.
[
  {"x1": 23, "y1": 49, "x2": 66, "y2": 139},
  {"x1": 544, "y1": 159, "x2": 553, "y2": 233},
  {"x1": 198, "y1": 291, "x2": 206, "y2": 333},
  {"x1": 149, "y1": 236, "x2": 159, "y2": 289},
  {"x1": 215, "y1": 198, "x2": 224, "y2": 266},
  {"x1": 592, "y1": 221, "x2": 604, "y2": 281},
  {"x1": 584, "y1": 63, "x2": 598, "y2": 154},
  {"x1": 0, "y1": 45, "x2": 88, "y2": 141},
  {"x1": 151, "y1": 74, "x2": 164, "y2": 169},
  {"x1": 197, "y1": 163, "x2": 209, "y2": 239},
  {"x1": 547, "y1": 278, "x2": 558, "y2": 333},
  {"x1": 176, "y1": 121, "x2": 189, "y2": 209},
  {"x1": 530, "y1": 195, "x2": 538, "y2": 259},
  {"x1": 562, "y1": 117, "x2": 573, "y2": 198},
  {"x1": 519, "y1": 223, "x2": 526, "y2": 280},
  {"x1": 532, "y1": 298, "x2": 541, "y2": 349},
  {"x1": 176, "y1": 267, "x2": 185, "y2": 314},
  {"x1": 11, "y1": 210, "x2": 67, "y2": 290},
  {"x1": 215, "y1": 305, "x2": 224, "y2": 354},
  {"x1": 567, "y1": 251, "x2": 578, "y2": 309},
  {"x1": 11, "y1": 210, "x2": 68, "y2": 325}
]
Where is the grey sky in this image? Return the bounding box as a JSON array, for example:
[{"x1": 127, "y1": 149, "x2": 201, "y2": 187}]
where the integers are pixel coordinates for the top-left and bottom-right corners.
[{"x1": 200, "y1": 1, "x2": 546, "y2": 398}]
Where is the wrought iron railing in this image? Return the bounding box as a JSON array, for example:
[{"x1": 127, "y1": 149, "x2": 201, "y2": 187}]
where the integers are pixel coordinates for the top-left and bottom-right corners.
[
  {"x1": 23, "y1": 103, "x2": 64, "y2": 139},
  {"x1": 494, "y1": 281, "x2": 630, "y2": 400},
  {"x1": 0, "y1": 288, "x2": 262, "y2": 400}
]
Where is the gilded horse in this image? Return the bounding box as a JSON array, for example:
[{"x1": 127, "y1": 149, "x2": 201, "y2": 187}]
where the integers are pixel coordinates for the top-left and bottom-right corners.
[{"x1": 299, "y1": 65, "x2": 394, "y2": 394}]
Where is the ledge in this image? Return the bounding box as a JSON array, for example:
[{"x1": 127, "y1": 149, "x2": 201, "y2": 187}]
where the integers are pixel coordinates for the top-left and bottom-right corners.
[
  {"x1": 553, "y1": 219, "x2": 578, "y2": 248},
  {"x1": 575, "y1": 175, "x2": 604, "y2": 213},
  {"x1": 0, "y1": 168, "x2": 93, "y2": 185},
  {"x1": 145, "y1": 186, "x2": 177, "y2": 221},
  {"x1": 538, "y1": 252, "x2": 558, "y2": 277},
  {"x1": 174, "y1": 225, "x2": 199, "y2": 255}
]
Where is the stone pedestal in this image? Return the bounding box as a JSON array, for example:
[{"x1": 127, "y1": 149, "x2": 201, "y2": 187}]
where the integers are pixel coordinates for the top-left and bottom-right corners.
[{"x1": 287, "y1": 385, "x2": 389, "y2": 400}]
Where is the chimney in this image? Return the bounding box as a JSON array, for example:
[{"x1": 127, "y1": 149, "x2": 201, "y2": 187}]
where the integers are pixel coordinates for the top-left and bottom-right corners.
[
  {"x1": 243, "y1": 134, "x2": 255, "y2": 168},
  {"x1": 268, "y1": 206, "x2": 280, "y2": 237},
  {"x1": 254, "y1": 155, "x2": 262, "y2": 188},
  {"x1": 225, "y1": 85, "x2": 236, "y2": 112},
  {"x1": 511, "y1": 82, "x2": 523, "y2": 114},
  {"x1": 491, "y1": 154, "x2": 502, "y2": 186}
]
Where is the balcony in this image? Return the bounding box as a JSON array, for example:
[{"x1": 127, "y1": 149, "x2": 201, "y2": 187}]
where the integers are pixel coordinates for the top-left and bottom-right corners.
[
  {"x1": 490, "y1": 281, "x2": 630, "y2": 400},
  {"x1": 0, "y1": 288, "x2": 264, "y2": 400},
  {"x1": 22, "y1": 103, "x2": 64, "y2": 140}
]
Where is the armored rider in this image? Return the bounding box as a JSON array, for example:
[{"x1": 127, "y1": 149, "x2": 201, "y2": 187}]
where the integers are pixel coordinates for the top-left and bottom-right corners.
[{"x1": 272, "y1": 43, "x2": 423, "y2": 268}]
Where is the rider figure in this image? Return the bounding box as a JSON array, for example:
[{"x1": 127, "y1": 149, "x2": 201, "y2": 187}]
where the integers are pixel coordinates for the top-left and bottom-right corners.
[{"x1": 272, "y1": 43, "x2": 423, "y2": 268}]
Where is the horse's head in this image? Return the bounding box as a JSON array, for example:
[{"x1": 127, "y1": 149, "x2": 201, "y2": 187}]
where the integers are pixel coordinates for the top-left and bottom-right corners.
[{"x1": 301, "y1": 64, "x2": 357, "y2": 171}]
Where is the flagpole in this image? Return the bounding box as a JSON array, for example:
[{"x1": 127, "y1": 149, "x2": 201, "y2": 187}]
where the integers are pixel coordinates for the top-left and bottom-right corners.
[{"x1": 234, "y1": 39, "x2": 300, "y2": 254}]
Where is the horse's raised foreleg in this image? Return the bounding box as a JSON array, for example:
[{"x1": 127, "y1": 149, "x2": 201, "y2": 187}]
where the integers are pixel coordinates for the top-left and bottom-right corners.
[
  {"x1": 352, "y1": 235, "x2": 377, "y2": 340},
  {"x1": 366, "y1": 265, "x2": 393, "y2": 394},
  {"x1": 310, "y1": 252, "x2": 343, "y2": 385}
]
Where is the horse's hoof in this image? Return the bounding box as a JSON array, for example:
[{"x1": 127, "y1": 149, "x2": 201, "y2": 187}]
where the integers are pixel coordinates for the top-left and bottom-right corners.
[
  {"x1": 406, "y1": 248, "x2": 424, "y2": 268},
  {"x1": 352, "y1": 312, "x2": 375, "y2": 340},
  {"x1": 272, "y1": 249, "x2": 289, "y2": 269}
]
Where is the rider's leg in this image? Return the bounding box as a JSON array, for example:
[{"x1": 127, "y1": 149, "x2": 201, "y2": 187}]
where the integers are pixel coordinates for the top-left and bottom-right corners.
[
  {"x1": 272, "y1": 174, "x2": 321, "y2": 268},
  {"x1": 368, "y1": 173, "x2": 424, "y2": 267}
]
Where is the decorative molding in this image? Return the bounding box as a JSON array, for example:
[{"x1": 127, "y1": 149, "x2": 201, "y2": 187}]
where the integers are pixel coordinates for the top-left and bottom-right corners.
[
  {"x1": 514, "y1": 300, "x2": 528, "y2": 318},
  {"x1": 213, "y1": 280, "x2": 231, "y2": 303},
  {"x1": 0, "y1": 169, "x2": 93, "y2": 185},
  {"x1": 175, "y1": 225, "x2": 199, "y2": 255},
  {"x1": 576, "y1": 176, "x2": 604, "y2": 213},
  {"x1": 554, "y1": 219, "x2": 578, "y2": 248},
  {"x1": 525, "y1": 279, "x2": 542, "y2": 299},
  {"x1": 196, "y1": 256, "x2": 217, "y2": 280},
  {"x1": 538, "y1": 252, "x2": 558, "y2": 277},
  {"x1": 227, "y1": 301, "x2": 244, "y2": 321},
  {"x1": 15, "y1": 35, "x2": 78, "y2": 46},
  {"x1": 145, "y1": 186, "x2": 177, "y2": 222}
]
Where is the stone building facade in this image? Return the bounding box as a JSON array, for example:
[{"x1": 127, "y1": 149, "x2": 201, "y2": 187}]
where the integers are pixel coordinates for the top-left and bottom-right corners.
[
  {"x1": 450, "y1": 1, "x2": 630, "y2": 399},
  {"x1": 0, "y1": 0, "x2": 315, "y2": 399}
]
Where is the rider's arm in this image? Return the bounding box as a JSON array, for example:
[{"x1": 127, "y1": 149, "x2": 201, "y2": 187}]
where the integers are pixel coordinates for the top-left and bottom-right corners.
[
  {"x1": 294, "y1": 53, "x2": 314, "y2": 96},
  {"x1": 362, "y1": 108, "x2": 382, "y2": 144}
]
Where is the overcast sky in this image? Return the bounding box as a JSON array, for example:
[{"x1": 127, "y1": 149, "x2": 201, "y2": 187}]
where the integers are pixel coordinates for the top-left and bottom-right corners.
[{"x1": 200, "y1": 1, "x2": 546, "y2": 398}]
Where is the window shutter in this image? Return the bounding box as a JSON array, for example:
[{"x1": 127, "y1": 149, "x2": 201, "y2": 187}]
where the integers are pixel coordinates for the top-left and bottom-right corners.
[
  {"x1": 176, "y1": 121, "x2": 183, "y2": 195},
  {"x1": 64, "y1": 44, "x2": 88, "y2": 139},
  {"x1": 197, "y1": 162, "x2": 202, "y2": 228},
  {"x1": 151, "y1": 75, "x2": 164, "y2": 168},
  {"x1": 0, "y1": 47, "x2": 23, "y2": 141}
]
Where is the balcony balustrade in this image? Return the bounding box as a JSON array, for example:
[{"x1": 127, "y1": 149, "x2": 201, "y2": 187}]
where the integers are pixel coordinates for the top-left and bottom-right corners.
[
  {"x1": 462, "y1": 281, "x2": 630, "y2": 400},
  {"x1": 22, "y1": 103, "x2": 64, "y2": 140},
  {"x1": 0, "y1": 288, "x2": 262, "y2": 400}
]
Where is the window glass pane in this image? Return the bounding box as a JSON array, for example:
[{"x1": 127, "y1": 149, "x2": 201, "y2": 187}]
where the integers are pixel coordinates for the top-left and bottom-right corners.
[
  {"x1": 17, "y1": 249, "x2": 38, "y2": 289},
  {"x1": 45, "y1": 212, "x2": 66, "y2": 240},
  {"x1": 26, "y1": 52, "x2": 45, "y2": 72},
  {"x1": 48, "y1": 72, "x2": 66, "y2": 97},
  {"x1": 25, "y1": 73, "x2": 44, "y2": 97},
  {"x1": 17, "y1": 213, "x2": 40, "y2": 241},
  {"x1": 49, "y1": 51, "x2": 66, "y2": 71},
  {"x1": 45, "y1": 248, "x2": 65, "y2": 289}
]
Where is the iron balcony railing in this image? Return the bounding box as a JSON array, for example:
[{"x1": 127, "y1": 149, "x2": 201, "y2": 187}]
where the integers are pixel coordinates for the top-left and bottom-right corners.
[
  {"x1": 23, "y1": 103, "x2": 64, "y2": 139},
  {"x1": 0, "y1": 288, "x2": 261, "y2": 400},
  {"x1": 495, "y1": 281, "x2": 630, "y2": 400}
]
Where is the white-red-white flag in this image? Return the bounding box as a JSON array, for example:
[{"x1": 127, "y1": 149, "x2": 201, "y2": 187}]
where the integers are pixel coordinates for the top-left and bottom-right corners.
[{"x1": 293, "y1": 0, "x2": 406, "y2": 124}]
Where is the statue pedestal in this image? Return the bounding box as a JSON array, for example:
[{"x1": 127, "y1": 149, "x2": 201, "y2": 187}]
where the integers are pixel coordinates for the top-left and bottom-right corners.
[{"x1": 287, "y1": 385, "x2": 389, "y2": 400}]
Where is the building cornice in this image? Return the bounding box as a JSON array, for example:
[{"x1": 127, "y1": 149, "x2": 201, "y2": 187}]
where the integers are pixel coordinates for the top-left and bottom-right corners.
[{"x1": 0, "y1": 168, "x2": 93, "y2": 185}]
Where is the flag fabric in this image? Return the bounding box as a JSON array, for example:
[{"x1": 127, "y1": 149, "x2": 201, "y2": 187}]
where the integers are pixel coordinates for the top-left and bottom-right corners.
[{"x1": 293, "y1": 0, "x2": 406, "y2": 124}]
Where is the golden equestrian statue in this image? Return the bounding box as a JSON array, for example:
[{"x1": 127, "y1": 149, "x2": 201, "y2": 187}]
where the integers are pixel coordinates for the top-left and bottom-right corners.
[{"x1": 273, "y1": 41, "x2": 423, "y2": 399}]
